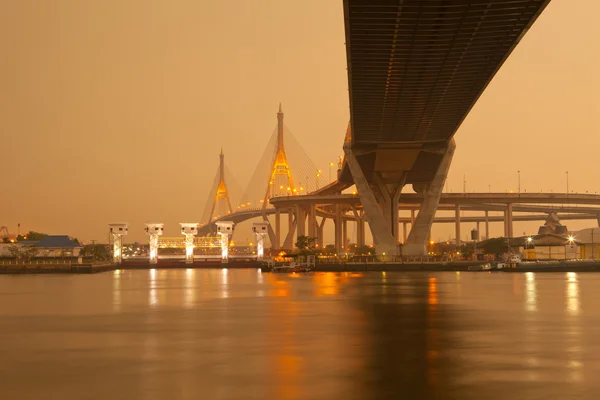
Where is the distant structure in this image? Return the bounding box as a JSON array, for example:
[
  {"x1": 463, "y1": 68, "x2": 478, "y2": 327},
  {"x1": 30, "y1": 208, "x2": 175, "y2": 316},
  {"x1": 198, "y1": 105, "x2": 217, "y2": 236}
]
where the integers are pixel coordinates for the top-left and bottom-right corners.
[
  {"x1": 262, "y1": 103, "x2": 296, "y2": 207},
  {"x1": 538, "y1": 213, "x2": 569, "y2": 236},
  {"x1": 208, "y1": 149, "x2": 234, "y2": 223}
]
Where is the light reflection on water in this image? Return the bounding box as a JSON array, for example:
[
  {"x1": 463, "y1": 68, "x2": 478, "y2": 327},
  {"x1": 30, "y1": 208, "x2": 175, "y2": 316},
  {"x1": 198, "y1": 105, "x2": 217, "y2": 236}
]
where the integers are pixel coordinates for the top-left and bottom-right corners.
[{"x1": 1, "y1": 270, "x2": 600, "y2": 399}]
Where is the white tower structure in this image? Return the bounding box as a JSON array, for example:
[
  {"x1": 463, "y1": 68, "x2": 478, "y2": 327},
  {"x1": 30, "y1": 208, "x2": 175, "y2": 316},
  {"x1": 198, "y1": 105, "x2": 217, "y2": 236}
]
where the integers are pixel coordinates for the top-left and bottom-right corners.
[
  {"x1": 180, "y1": 223, "x2": 198, "y2": 264},
  {"x1": 252, "y1": 222, "x2": 269, "y2": 259},
  {"x1": 109, "y1": 223, "x2": 128, "y2": 264},
  {"x1": 215, "y1": 221, "x2": 234, "y2": 262},
  {"x1": 145, "y1": 223, "x2": 164, "y2": 264}
]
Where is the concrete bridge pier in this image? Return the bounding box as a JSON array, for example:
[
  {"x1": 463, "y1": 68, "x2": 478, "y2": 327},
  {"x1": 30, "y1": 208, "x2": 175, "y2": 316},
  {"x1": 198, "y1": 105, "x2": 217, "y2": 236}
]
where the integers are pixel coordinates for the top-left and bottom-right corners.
[
  {"x1": 485, "y1": 211, "x2": 489, "y2": 240},
  {"x1": 507, "y1": 203, "x2": 514, "y2": 238},
  {"x1": 307, "y1": 205, "x2": 316, "y2": 238},
  {"x1": 296, "y1": 206, "x2": 306, "y2": 237},
  {"x1": 357, "y1": 216, "x2": 365, "y2": 247},
  {"x1": 334, "y1": 205, "x2": 343, "y2": 255},
  {"x1": 344, "y1": 142, "x2": 398, "y2": 255},
  {"x1": 317, "y1": 218, "x2": 326, "y2": 248},
  {"x1": 275, "y1": 208, "x2": 281, "y2": 249},
  {"x1": 455, "y1": 205, "x2": 461, "y2": 247},
  {"x1": 283, "y1": 209, "x2": 296, "y2": 249},
  {"x1": 404, "y1": 139, "x2": 455, "y2": 256},
  {"x1": 342, "y1": 219, "x2": 348, "y2": 250}
]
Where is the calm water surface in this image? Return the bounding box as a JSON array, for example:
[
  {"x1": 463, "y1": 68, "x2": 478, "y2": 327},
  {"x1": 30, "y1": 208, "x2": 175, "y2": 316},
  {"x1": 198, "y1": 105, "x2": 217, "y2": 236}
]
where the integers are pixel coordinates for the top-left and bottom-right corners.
[{"x1": 1, "y1": 269, "x2": 600, "y2": 399}]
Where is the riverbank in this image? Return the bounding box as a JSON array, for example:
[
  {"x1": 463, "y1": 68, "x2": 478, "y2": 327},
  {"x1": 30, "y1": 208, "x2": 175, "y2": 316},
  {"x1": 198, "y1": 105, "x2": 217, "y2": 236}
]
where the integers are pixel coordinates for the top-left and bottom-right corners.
[{"x1": 3, "y1": 260, "x2": 600, "y2": 274}]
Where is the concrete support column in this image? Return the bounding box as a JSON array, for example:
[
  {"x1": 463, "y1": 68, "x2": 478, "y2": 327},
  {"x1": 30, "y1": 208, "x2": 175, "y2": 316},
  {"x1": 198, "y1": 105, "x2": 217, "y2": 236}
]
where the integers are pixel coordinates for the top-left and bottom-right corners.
[
  {"x1": 342, "y1": 219, "x2": 348, "y2": 250},
  {"x1": 503, "y1": 209, "x2": 509, "y2": 238},
  {"x1": 275, "y1": 208, "x2": 281, "y2": 249},
  {"x1": 404, "y1": 139, "x2": 456, "y2": 256},
  {"x1": 296, "y1": 206, "x2": 306, "y2": 237},
  {"x1": 357, "y1": 218, "x2": 365, "y2": 247},
  {"x1": 455, "y1": 205, "x2": 461, "y2": 247},
  {"x1": 507, "y1": 203, "x2": 513, "y2": 238},
  {"x1": 344, "y1": 139, "x2": 397, "y2": 255},
  {"x1": 334, "y1": 204, "x2": 342, "y2": 255},
  {"x1": 410, "y1": 209, "x2": 416, "y2": 226},
  {"x1": 283, "y1": 209, "x2": 296, "y2": 249},
  {"x1": 485, "y1": 210, "x2": 489, "y2": 240},
  {"x1": 307, "y1": 205, "x2": 316, "y2": 238},
  {"x1": 403, "y1": 222, "x2": 408, "y2": 244},
  {"x1": 317, "y1": 218, "x2": 326, "y2": 248},
  {"x1": 476, "y1": 221, "x2": 480, "y2": 241}
]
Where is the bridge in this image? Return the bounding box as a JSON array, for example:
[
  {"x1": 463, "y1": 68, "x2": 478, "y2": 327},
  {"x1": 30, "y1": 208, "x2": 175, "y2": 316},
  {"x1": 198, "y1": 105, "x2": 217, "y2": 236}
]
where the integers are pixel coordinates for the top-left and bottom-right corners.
[{"x1": 198, "y1": 1, "x2": 560, "y2": 256}]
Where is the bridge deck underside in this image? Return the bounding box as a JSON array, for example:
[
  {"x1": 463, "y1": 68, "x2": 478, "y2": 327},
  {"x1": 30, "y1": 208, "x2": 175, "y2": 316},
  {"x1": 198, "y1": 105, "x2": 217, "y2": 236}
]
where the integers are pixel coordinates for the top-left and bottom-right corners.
[
  {"x1": 346, "y1": 0, "x2": 550, "y2": 144},
  {"x1": 344, "y1": 0, "x2": 550, "y2": 184}
]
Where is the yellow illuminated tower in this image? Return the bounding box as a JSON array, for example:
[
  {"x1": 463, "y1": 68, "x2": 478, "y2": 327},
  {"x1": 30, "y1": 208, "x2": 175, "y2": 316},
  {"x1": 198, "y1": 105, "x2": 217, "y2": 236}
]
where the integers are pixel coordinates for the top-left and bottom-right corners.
[
  {"x1": 262, "y1": 103, "x2": 296, "y2": 210},
  {"x1": 208, "y1": 148, "x2": 234, "y2": 222}
]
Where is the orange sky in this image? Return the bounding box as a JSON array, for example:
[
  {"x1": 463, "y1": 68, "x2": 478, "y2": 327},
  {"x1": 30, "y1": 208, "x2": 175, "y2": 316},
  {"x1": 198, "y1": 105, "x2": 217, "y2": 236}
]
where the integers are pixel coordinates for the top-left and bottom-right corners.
[{"x1": 1, "y1": 0, "x2": 599, "y2": 243}]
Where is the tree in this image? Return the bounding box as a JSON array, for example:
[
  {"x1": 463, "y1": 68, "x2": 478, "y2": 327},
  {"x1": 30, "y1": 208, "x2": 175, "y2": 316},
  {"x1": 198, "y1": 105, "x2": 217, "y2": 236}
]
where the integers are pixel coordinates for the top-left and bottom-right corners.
[
  {"x1": 82, "y1": 244, "x2": 110, "y2": 261},
  {"x1": 295, "y1": 235, "x2": 317, "y2": 253},
  {"x1": 17, "y1": 231, "x2": 47, "y2": 242},
  {"x1": 2, "y1": 238, "x2": 9, "y2": 244},
  {"x1": 352, "y1": 245, "x2": 375, "y2": 255},
  {"x1": 481, "y1": 237, "x2": 508, "y2": 256}
]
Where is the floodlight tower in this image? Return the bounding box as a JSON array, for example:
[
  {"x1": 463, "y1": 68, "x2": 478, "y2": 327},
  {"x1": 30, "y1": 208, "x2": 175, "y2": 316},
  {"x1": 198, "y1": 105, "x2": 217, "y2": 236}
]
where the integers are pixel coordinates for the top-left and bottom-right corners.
[
  {"x1": 145, "y1": 223, "x2": 164, "y2": 264},
  {"x1": 180, "y1": 223, "x2": 198, "y2": 264},
  {"x1": 252, "y1": 222, "x2": 269, "y2": 259},
  {"x1": 109, "y1": 223, "x2": 128, "y2": 264},
  {"x1": 215, "y1": 221, "x2": 234, "y2": 262}
]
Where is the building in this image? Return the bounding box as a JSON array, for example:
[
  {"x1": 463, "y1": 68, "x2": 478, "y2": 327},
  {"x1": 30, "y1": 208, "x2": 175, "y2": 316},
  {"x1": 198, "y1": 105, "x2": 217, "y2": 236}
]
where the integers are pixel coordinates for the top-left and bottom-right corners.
[
  {"x1": 572, "y1": 228, "x2": 600, "y2": 259},
  {"x1": 33, "y1": 236, "x2": 82, "y2": 257}
]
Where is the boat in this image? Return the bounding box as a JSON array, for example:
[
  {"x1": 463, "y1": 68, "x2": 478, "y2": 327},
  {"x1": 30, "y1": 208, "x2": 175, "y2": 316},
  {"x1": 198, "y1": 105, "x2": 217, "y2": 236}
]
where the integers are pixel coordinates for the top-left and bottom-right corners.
[
  {"x1": 468, "y1": 263, "x2": 493, "y2": 271},
  {"x1": 271, "y1": 261, "x2": 314, "y2": 273},
  {"x1": 268, "y1": 255, "x2": 316, "y2": 273}
]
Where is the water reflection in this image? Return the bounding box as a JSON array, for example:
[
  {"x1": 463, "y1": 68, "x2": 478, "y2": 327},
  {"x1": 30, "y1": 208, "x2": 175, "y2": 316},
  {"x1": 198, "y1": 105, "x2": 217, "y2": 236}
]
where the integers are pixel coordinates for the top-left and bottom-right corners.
[
  {"x1": 566, "y1": 272, "x2": 580, "y2": 316},
  {"x1": 3, "y1": 270, "x2": 600, "y2": 399},
  {"x1": 112, "y1": 269, "x2": 121, "y2": 312},
  {"x1": 525, "y1": 272, "x2": 537, "y2": 312},
  {"x1": 221, "y1": 268, "x2": 228, "y2": 298},
  {"x1": 184, "y1": 268, "x2": 194, "y2": 309},
  {"x1": 149, "y1": 268, "x2": 158, "y2": 307}
]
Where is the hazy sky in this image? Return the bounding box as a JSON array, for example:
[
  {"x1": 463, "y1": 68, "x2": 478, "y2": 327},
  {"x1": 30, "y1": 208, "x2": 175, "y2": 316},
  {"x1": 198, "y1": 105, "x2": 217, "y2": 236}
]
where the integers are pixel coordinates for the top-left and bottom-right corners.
[{"x1": 1, "y1": 0, "x2": 599, "y2": 243}]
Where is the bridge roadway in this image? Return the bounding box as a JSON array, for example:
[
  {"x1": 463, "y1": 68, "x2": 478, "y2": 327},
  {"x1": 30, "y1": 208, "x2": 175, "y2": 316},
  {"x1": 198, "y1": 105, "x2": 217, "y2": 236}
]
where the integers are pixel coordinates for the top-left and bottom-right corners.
[
  {"x1": 341, "y1": 0, "x2": 552, "y2": 255},
  {"x1": 199, "y1": 192, "x2": 600, "y2": 250}
]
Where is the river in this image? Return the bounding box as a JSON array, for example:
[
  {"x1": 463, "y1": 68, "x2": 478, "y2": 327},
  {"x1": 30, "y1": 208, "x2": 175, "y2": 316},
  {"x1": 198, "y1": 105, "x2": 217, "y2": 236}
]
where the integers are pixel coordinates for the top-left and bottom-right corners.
[{"x1": 1, "y1": 269, "x2": 599, "y2": 399}]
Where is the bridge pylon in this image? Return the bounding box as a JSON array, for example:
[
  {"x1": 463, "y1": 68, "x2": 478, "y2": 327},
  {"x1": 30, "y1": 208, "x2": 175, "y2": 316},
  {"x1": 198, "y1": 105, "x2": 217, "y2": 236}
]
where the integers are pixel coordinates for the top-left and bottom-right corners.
[
  {"x1": 207, "y1": 148, "x2": 234, "y2": 224},
  {"x1": 260, "y1": 104, "x2": 297, "y2": 248},
  {"x1": 262, "y1": 103, "x2": 296, "y2": 207}
]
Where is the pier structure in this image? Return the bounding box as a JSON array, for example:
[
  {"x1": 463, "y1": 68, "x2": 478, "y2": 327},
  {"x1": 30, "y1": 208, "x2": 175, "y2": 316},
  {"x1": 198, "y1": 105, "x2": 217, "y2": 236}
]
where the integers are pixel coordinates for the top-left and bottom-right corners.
[
  {"x1": 215, "y1": 221, "x2": 234, "y2": 262},
  {"x1": 108, "y1": 223, "x2": 128, "y2": 264},
  {"x1": 145, "y1": 223, "x2": 164, "y2": 264},
  {"x1": 180, "y1": 223, "x2": 199, "y2": 264},
  {"x1": 252, "y1": 222, "x2": 269, "y2": 259}
]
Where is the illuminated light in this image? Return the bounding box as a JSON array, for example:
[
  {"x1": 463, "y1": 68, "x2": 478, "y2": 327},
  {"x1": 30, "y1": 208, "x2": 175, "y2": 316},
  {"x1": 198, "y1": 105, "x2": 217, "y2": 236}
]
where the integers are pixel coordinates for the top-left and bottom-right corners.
[
  {"x1": 352, "y1": 191, "x2": 357, "y2": 195},
  {"x1": 280, "y1": 185, "x2": 284, "y2": 189},
  {"x1": 430, "y1": 240, "x2": 435, "y2": 245},
  {"x1": 568, "y1": 236, "x2": 575, "y2": 243},
  {"x1": 527, "y1": 237, "x2": 533, "y2": 243}
]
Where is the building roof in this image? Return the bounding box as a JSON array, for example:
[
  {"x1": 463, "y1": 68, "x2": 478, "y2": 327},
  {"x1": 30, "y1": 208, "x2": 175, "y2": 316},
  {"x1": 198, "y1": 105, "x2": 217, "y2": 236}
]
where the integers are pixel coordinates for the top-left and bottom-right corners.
[{"x1": 34, "y1": 235, "x2": 82, "y2": 248}]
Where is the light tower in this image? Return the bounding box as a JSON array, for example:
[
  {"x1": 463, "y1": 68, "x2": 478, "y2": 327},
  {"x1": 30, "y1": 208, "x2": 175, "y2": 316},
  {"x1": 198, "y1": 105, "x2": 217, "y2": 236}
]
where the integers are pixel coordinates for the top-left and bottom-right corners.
[
  {"x1": 252, "y1": 222, "x2": 269, "y2": 259},
  {"x1": 215, "y1": 221, "x2": 234, "y2": 262},
  {"x1": 262, "y1": 103, "x2": 296, "y2": 209},
  {"x1": 145, "y1": 223, "x2": 164, "y2": 264},
  {"x1": 208, "y1": 149, "x2": 234, "y2": 223},
  {"x1": 108, "y1": 223, "x2": 128, "y2": 264},
  {"x1": 180, "y1": 223, "x2": 198, "y2": 264}
]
